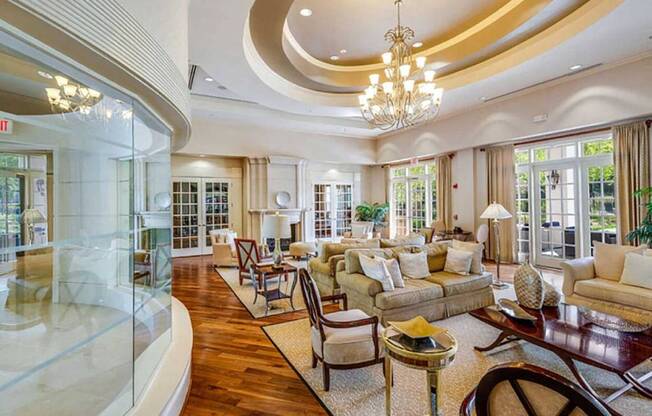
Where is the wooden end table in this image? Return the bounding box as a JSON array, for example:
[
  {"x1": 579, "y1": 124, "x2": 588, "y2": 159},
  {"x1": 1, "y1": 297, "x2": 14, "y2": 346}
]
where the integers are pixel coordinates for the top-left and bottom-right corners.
[
  {"x1": 249, "y1": 262, "x2": 298, "y2": 316},
  {"x1": 382, "y1": 328, "x2": 457, "y2": 416},
  {"x1": 470, "y1": 303, "x2": 652, "y2": 415}
]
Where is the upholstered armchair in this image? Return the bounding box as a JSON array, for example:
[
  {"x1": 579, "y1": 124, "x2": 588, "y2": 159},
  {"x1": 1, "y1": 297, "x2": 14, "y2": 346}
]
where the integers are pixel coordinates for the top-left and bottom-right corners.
[
  {"x1": 460, "y1": 362, "x2": 609, "y2": 416},
  {"x1": 210, "y1": 229, "x2": 237, "y2": 268},
  {"x1": 298, "y1": 268, "x2": 384, "y2": 391}
]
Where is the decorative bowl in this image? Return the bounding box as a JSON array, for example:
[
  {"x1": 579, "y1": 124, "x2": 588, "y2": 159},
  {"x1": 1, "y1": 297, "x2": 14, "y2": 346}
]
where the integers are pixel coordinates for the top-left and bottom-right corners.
[
  {"x1": 497, "y1": 298, "x2": 538, "y2": 322},
  {"x1": 388, "y1": 316, "x2": 445, "y2": 339}
]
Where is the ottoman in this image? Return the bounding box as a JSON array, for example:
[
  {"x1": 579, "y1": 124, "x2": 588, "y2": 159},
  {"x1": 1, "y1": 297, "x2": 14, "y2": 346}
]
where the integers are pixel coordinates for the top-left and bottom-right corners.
[{"x1": 289, "y1": 241, "x2": 317, "y2": 260}]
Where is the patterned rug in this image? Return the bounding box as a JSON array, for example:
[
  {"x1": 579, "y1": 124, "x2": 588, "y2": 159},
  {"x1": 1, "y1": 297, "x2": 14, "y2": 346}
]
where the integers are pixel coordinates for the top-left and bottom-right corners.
[
  {"x1": 263, "y1": 290, "x2": 651, "y2": 415},
  {"x1": 215, "y1": 260, "x2": 307, "y2": 318}
]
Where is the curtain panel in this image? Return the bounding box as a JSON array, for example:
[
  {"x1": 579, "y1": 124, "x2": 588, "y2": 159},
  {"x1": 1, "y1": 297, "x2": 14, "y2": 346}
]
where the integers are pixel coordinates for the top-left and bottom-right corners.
[
  {"x1": 614, "y1": 121, "x2": 650, "y2": 244},
  {"x1": 485, "y1": 145, "x2": 516, "y2": 263},
  {"x1": 436, "y1": 155, "x2": 452, "y2": 229}
]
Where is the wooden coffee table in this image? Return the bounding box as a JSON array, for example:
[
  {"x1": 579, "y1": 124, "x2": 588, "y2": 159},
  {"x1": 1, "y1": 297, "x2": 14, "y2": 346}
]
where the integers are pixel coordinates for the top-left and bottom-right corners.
[
  {"x1": 470, "y1": 303, "x2": 652, "y2": 415},
  {"x1": 249, "y1": 262, "x2": 298, "y2": 316}
]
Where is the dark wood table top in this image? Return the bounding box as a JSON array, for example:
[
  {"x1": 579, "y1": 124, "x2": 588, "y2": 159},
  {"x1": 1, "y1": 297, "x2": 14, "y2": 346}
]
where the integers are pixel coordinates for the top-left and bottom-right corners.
[
  {"x1": 251, "y1": 262, "x2": 297, "y2": 275},
  {"x1": 470, "y1": 303, "x2": 652, "y2": 374}
]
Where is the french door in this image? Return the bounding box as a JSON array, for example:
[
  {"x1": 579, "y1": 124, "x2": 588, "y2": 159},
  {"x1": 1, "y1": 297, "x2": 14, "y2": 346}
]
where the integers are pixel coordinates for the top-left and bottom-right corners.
[
  {"x1": 391, "y1": 177, "x2": 429, "y2": 236},
  {"x1": 533, "y1": 164, "x2": 579, "y2": 268},
  {"x1": 172, "y1": 177, "x2": 231, "y2": 257},
  {"x1": 313, "y1": 183, "x2": 352, "y2": 239}
]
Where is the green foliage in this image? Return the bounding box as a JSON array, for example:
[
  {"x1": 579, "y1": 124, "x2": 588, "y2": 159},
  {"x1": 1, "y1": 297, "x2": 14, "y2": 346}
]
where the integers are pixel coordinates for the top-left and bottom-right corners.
[
  {"x1": 354, "y1": 202, "x2": 389, "y2": 226},
  {"x1": 583, "y1": 139, "x2": 613, "y2": 156},
  {"x1": 626, "y1": 187, "x2": 652, "y2": 247}
]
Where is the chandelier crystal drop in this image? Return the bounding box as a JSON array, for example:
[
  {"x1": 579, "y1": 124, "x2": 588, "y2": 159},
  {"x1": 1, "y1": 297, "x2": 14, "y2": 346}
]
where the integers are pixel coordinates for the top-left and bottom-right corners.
[
  {"x1": 359, "y1": 0, "x2": 443, "y2": 130},
  {"x1": 44, "y1": 75, "x2": 103, "y2": 116}
]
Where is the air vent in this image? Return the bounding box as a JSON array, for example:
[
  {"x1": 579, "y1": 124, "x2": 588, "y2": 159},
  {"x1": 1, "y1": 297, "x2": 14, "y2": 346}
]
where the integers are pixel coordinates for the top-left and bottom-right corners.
[
  {"x1": 483, "y1": 63, "x2": 602, "y2": 103},
  {"x1": 188, "y1": 64, "x2": 198, "y2": 90}
]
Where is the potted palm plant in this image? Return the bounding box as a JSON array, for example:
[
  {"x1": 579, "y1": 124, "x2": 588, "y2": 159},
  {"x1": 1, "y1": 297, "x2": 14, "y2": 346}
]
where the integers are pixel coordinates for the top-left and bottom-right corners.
[
  {"x1": 626, "y1": 187, "x2": 652, "y2": 247},
  {"x1": 354, "y1": 202, "x2": 389, "y2": 233}
]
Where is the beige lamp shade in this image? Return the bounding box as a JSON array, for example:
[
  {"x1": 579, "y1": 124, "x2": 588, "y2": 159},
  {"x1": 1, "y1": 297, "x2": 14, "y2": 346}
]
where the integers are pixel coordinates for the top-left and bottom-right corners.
[
  {"x1": 263, "y1": 213, "x2": 291, "y2": 239},
  {"x1": 21, "y1": 208, "x2": 46, "y2": 224},
  {"x1": 480, "y1": 202, "x2": 512, "y2": 220}
]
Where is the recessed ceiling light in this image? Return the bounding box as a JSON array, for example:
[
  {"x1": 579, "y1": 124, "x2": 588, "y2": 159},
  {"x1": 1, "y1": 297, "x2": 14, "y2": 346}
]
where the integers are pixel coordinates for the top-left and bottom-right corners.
[
  {"x1": 300, "y1": 8, "x2": 312, "y2": 17},
  {"x1": 205, "y1": 77, "x2": 214, "y2": 82},
  {"x1": 413, "y1": 41, "x2": 423, "y2": 48},
  {"x1": 340, "y1": 49, "x2": 347, "y2": 54},
  {"x1": 569, "y1": 64, "x2": 583, "y2": 71},
  {"x1": 330, "y1": 55, "x2": 339, "y2": 61},
  {"x1": 38, "y1": 70, "x2": 53, "y2": 79},
  {"x1": 480, "y1": 96, "x2": 488, "y2": 101}
]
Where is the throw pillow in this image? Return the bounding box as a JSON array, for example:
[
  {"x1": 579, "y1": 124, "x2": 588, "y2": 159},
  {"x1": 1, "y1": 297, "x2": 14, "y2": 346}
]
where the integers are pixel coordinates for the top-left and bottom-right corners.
[
  {"x1": 620, "y1": 252, "x2": 652, "y2": 290},
  {"x1": 513, "y1": 263, "x2": 544, "y2": 309},
  {"x1": 424, "y1": 241, "x2": 450, "y2": 272},
  {"x1": 443, "y1": 248, "x2": 473, "y2": 275},
  {"x1": 593, "y1": 241, "x2": 644, "y2": 281},
  {"x1": 380, "y1": 233, "x2": 426, "y2": 248},
  {"x1": 359, "y1": 254, "x2": 395, "y2": 292},
  {"x1": 398, "y1": 251, "x2": 430, "y2": 279},
  {"x1": 452, "y1": 240, "x2": 484, "y2": 274},
  {"x1": 382, "y1": 258, "x2": 405, "y2": 288}
]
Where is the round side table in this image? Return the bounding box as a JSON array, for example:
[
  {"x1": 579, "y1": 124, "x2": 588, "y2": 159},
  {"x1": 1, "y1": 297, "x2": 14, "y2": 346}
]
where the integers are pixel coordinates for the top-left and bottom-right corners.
[{"x1": 382, "y1": 328, "x2": 457, "y2": 416}]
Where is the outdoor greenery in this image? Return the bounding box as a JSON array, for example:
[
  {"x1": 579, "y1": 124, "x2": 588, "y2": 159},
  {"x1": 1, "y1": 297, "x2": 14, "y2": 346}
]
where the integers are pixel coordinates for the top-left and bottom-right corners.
[
  {"x1": 626, "y1": 187, "x2": 652, "y2": 247},
  {"x1": 354, "y1": 201, "x2": 389, "y2": 230}
]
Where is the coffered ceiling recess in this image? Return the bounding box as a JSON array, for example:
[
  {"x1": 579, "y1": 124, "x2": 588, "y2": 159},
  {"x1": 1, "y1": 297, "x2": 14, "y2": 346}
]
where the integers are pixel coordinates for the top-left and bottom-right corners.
[{"x1": 190, "y1": 0, "x2": 652, "y2": 131}]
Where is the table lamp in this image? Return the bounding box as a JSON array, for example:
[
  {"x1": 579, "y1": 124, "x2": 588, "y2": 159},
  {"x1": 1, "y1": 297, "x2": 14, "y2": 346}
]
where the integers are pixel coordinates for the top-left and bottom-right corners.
[
  {"x1": 480, "y1": 202, "x2": 512, "y2": 289},
  {"x1": 263, "y1": 212, "x2": 291, "y2": 268},
  {"x1": 21, "y1": 207, "x2": 46, "y2": 245}
]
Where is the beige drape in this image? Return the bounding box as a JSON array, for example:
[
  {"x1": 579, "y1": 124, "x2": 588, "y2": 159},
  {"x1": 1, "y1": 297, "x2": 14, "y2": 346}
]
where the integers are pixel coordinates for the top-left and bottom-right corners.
[
  {"x1": 485, "y1": 145, "x2": 516, "y2": 263},
  {"x1": 436, "y1": 155, "x2": 452, "y2": 229},
  {"x1": 614, "y1": 121, "x2": 650, "y2": 244}
]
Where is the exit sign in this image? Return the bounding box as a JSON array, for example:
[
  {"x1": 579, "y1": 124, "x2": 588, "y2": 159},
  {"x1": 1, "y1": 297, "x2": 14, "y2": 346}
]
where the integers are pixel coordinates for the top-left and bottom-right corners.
[{"x1": 0, "y1": 119, "x2": 12, "y2": 134}]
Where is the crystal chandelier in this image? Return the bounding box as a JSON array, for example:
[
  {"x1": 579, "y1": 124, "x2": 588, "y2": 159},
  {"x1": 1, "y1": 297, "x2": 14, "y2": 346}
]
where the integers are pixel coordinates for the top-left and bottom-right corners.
[
  {"x1": 45, "y1": 75, "x2": 102, "y2": 115},
  {"x1": 359, "y1": 0, "x2": 443, "y2": 130}
]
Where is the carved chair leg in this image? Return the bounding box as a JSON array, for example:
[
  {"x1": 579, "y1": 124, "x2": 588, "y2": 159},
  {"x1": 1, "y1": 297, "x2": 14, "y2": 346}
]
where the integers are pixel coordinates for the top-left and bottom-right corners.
[
  {"x1": 311, "y1": 351, "x2": 317, "y2": 369},
  {"x1": 323, "y1": 363, "x2": 330, "y2": 391}
]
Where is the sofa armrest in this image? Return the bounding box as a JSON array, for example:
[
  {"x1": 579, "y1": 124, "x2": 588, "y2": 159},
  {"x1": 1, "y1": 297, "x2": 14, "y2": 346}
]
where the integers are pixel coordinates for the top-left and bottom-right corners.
[
  {"x1": 336, "y1": 259, "x2": 346, "y2": 273},
  {"x1": 336, "y1": 271, "x2": 383, "y2": 297},
  {"x1": 328, "y1": 254, "x2": 345, "y2": 277},
  {"x1": 561, "y1": 257, "x2": 595, "y2": 297}
]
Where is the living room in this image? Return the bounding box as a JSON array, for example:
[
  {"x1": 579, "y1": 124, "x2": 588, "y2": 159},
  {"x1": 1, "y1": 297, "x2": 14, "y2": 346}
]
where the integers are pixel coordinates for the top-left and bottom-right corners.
[{"x1": 1, "y1": 1, "x2": 651, "y2": 415}]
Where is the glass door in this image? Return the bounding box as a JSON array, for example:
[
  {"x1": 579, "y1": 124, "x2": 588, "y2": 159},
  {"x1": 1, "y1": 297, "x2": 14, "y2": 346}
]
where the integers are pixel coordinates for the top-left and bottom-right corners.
[
  {"x1": 172, "y1": 178, "x2": 200, "y2": 256},
  {"x1": 202, "y1": 180, "x2": 230, "y2": 255},
  {"x1": 583, "y1": 162, "x2": 617, "y2": 255},
  {"x1": 533, "y1": 164, "x2": 579, "y2": 268},
  {"x1": 408, "y1": 178, "x2": 427, "y2": 233},
  {"x1": 335, "y1": 184, "x2": 352, "y2": 237}
]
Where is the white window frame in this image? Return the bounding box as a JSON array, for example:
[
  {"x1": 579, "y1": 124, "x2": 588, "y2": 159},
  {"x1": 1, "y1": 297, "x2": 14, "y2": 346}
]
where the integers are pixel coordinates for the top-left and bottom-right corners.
[
  {"x1": 312, "y1": 181, "x2": 353, "y2": 240},
  {"x1": 389, "y1": 164, "x2": 437, "y2": 237}
]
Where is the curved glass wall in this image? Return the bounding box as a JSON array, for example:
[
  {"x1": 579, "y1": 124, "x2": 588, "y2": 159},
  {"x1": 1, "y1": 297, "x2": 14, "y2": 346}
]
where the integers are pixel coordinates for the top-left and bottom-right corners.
[{"x1": 0, "y1": 26, "x2": 171, "y2": 415}]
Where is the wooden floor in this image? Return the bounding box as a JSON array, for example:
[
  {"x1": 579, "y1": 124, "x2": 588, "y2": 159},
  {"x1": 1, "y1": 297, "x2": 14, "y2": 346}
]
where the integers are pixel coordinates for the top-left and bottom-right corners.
[{"x1": 173, "y1": 255, "x2": 562, "y2": 415}]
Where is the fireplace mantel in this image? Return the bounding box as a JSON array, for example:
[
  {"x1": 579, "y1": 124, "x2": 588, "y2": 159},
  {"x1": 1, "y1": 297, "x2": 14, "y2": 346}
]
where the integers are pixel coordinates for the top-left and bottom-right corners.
[{"x1": 248, "y1": 208, "x2": 312, "y2": 243}]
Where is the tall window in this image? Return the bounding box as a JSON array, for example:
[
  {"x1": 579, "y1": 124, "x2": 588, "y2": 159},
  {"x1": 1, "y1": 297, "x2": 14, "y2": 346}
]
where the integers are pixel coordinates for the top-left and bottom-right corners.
[
  {"x1": 313, "y1": 183, "x2": 352, "y2": 239},
  {"x1": 390, "y1": 163, "x2": 437, "y2": 237},
  {"x1": 514, "y1": 136, "x2": 615, "y2": 267}
]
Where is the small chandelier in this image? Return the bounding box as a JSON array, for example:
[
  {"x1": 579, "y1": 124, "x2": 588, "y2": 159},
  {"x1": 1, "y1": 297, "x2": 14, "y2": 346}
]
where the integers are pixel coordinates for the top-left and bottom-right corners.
[
  {"x1": 359, "y1": 0, "x2": 443, "y2": 130},
  {"x1": 45, "y1": 75, "x2": 102, "y2": 115}
]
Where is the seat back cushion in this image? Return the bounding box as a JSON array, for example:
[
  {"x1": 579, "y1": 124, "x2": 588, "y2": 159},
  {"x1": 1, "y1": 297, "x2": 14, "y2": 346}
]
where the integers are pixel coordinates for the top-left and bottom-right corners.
[
  {"x1": 345, "y1": 248, "x2": 392, "y2": 274},
  {"x1": 452, "y1": 240, "x2": 484, "y2": 274},
  {"x1": 620, "y1": 252, "x2": 652, "y2": 290},
  {"x1": 320, "y1": 240, "x2": 381, "y2": 262},
  {"x1": 593, "y1": 241, "x2": 644, "y2": 281},
  {"x1": 424, "y1": 241, "x2": 450, "y2": 272},
  {"x1": 380, "y1": 233, "x2": 426, "y2": 248},
  {"x1": 359, "y1": 254, "x2": 395, "y2": 292}
]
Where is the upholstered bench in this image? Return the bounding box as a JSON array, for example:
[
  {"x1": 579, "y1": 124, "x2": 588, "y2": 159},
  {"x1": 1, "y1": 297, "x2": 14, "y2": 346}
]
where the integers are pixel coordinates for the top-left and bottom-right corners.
[{"x1": 289, "y1": 241, "x2": 317, "y2": 260}]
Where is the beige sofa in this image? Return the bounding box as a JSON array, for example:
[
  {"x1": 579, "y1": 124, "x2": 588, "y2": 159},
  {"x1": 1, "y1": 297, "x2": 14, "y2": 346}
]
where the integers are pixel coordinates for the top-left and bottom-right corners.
[
  {"x1": 335, "y1": 243, "x2": 494, "y2": 324},
  {"x1": 562, "y1": 256, "x2": 652, "y2": 319}
]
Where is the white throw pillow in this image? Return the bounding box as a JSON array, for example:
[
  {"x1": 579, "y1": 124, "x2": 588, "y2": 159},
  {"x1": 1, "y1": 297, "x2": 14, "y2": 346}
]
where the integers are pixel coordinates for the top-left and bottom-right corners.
[
  {"x1": 620, "y1": 252, "x2": 652, "y2": 290},
  {"x1": 359, "y1": 254, "x2": 395, "y2": 292},
  {"x1": 444, "y1": 248, "x2": 473, "y2": 275},
  {"x1": 452, "y1": 240, "x2": 484, "y2": 274},
  {"x1": 398, "y1": 251, "x2": 430, "y2": 279},
  {"x1": 382, "y1": 258, "x2": 405, "y2": 288}
]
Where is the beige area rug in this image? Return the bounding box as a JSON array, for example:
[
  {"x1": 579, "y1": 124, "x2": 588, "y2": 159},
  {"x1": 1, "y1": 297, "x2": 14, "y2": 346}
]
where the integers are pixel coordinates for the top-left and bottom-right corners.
[
  {"x1": 263, "y1": 291, "x2": 651, "y2": 415},
  {"x1": 215, "y1": 259, "x2": 307, "y2": 318}
]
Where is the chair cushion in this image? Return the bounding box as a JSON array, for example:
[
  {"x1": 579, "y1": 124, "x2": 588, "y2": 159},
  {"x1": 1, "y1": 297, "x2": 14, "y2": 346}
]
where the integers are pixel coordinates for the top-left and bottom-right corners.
[
  {"x1": 380, "y1": 233, "x2": 426, "y2": 248},
  {"x1": 311, "y1": 309, "x2": 384, "y2": 365},
  {"x1": 574, "y1": 278, "x2": 652, "y2": 312},
  {"x1": 375, "y1": 279, "x2": 443, "y2": 310},
  {"x1": 593, "y1": 242, "x2": 643, "y2": 281},
  {"x1": 426, "y1": 271, "x2": 493, "y2": 297}
]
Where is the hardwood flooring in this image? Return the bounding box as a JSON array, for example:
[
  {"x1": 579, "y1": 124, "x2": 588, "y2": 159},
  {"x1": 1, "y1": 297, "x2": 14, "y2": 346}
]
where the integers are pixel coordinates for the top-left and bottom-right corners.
[{"x1": 173, "y1": 255, "x2": 562, "y2": 415}]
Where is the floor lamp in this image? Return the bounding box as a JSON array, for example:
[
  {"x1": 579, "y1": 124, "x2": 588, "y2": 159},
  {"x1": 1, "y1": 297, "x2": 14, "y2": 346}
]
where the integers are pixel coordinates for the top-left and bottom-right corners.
[{"x1": 480, "y1": 201, "x2": 512, "y2": 289}]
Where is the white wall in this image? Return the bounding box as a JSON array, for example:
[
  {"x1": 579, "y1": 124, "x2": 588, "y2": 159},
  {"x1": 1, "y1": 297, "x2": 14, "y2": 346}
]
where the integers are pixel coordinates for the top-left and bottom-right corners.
[
  {"x1": 377, "y1": 57, "x2": 652, "y2": 163},
  {"x1": 182, "y1": 117, "x2": 376, "y2": 165},
  {"x1": 451, "y1": 149, "x2": 476, "y2": 232}
]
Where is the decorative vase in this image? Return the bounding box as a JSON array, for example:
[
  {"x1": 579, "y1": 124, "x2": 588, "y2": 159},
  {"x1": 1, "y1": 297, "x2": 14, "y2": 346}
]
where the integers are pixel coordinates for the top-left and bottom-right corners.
[
  {"x1": 513, "y1": 263, "x2": 544, "y2": 309},
  {"x1": 272, "y1": 238, "x2": 284, "y2": 268},
  {"x1": 542, "y1": 280, "x2": 562, "y2": 306}
]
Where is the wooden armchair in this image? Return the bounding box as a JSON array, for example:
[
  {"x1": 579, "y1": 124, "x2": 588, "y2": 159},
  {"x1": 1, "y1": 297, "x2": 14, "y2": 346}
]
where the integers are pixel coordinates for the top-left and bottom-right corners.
[
  {"x1": 298, "y1": 268, "x2": 384, "y2": 391},
  {"x1": 460, "y1": 362, "x2": 610, "y2": 416},
  {"x1": 234, "y1": 238, "x2": 264, "y2": 285}
]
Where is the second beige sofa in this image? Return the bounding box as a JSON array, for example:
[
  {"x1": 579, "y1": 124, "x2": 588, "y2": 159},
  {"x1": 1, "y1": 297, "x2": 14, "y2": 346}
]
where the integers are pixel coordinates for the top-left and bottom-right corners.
[{"x1": 335, "y1": 243, "x2": 494, "y2": 324}]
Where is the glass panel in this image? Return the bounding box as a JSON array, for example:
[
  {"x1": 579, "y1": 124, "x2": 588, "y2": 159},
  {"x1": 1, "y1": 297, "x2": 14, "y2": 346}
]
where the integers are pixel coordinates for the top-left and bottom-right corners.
[
  {"x1": 408, "y1": 165, "x2": 425, "y2": 176},
  {"x1": 409, "y1": 179, "x2": 426, "y2": 232},
  {"x1": 0, "y1": 37, "x2": 148, "y2": 415},
  {"x1": 583, "y1": 138, "x2": 614, "y2": 156},
  {"x1": 514, "y1": 150, "x2": 529, "y2": 164},
  {"x1": 313, "y1": 184, "x2": 332, "y2": 239},
  {"x1": 335, "y1": 184, "x2": 352, "y2": 237},
  {"x1": 586, "y1": 163, "x2": 617, "y2": 254},
  {"x1": 537, "y1": 167, "x2": 577, "y2": 263},
  {"x1": 392, "y1": 181, "x2": 407, "y2": 237},
  {"x1": 203, "y1": 181, "x2": 229, "y2": 246},
  {"x1": 172, "y1": 179, "x2": 199, "y2": 251}
]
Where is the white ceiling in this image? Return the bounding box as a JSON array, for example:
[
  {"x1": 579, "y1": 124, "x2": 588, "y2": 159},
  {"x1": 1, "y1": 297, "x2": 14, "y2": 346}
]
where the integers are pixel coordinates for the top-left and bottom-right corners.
[{"x1": 189, "y1": 0, "x2": 652, "y2": 139}]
